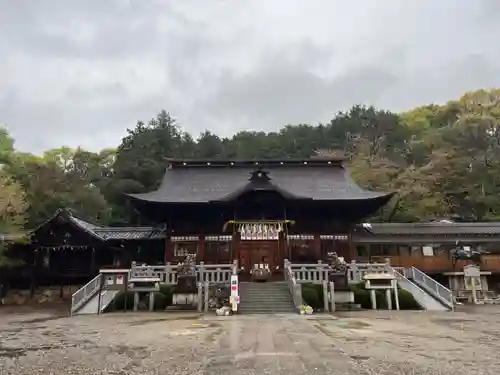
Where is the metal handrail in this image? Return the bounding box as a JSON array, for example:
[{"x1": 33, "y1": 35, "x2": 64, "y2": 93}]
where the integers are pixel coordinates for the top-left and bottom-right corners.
[
  {"x1": 409, "y1": 266, "x2": 454, "y2": 310},
  {"x1": 392, "y1": 268, "x2": 431, "y2": 310},
  {"x1": 70, "y1": 274, "x2": 101, "y2": 315}
]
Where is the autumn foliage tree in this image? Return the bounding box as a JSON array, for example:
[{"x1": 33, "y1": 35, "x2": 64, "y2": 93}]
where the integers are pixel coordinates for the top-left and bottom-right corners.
[{"x1": 0, "y1": 172, "x2": 28, "y2": 266}]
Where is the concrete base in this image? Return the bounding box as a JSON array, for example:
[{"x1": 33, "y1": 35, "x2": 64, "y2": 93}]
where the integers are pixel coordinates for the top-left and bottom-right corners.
[
  {"x1": 173, "y1": 293, "x2": 198, "y2": 307},
  {"x1": 334, "y1": 291, "x2": 354, "y2": 304}
]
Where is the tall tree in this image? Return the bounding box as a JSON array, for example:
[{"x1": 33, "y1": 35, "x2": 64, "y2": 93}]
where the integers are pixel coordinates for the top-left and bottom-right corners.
[{"x1": 0, "y1": 172, "x2": 28, "y2": 266}]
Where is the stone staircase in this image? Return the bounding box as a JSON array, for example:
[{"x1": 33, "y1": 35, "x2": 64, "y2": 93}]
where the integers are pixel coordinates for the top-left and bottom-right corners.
[{"x1": 238, "y1": 281, "x2": 297, "y2": 314}]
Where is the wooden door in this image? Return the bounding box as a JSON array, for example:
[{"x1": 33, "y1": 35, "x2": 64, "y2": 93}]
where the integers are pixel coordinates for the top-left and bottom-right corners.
[{"x1": 238, "y1": 241, "x2": 279, "y2": 273}]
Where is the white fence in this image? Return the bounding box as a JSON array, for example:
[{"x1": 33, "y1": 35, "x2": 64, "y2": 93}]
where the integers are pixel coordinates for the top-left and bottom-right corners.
[
  {"x1": 288, "y1": 260, "x2": 394, "y2": 285},
  {"x1": 289, "y1": 262, "x2": 330, "y2": 284},
  {"x1": 347, "y1": 262, "x2": 393, "y2": 284},
  {"x1": 130, "y1": 261, "x2": 236, "y2": 285}
]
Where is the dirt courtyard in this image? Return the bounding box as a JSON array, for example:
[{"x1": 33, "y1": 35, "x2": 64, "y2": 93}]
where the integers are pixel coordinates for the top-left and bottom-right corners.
[{"x1": 1, "y1": 306, "x2": 499, "y2": 375}]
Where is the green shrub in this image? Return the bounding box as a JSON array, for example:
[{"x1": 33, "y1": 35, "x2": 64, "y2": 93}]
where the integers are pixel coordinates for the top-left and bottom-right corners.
[
  {"x1": 111, "y1": 291, "x2": 135, "y2": 311},
  {"x1": 302, "y1": 287, "x2": 320, "y2": 309},
  {"x1": 396, "y1": 289, "x2": 420, "y2": 310},
  {"x1": 352, "y1": 287, "x2": 371, "y2": 309},
  {"x1": 300, "y1": 283, "x2": 325, "y2": 309},
  {"x1": 354, "y1": 281, "x2": 366, "y2": 289},
  {"x1": 153, "y1": 292, "x2": 169, "y2": 310},
  {"x1": 310, "y1": 283, "x2": 324, "y2": 303},
  {"x1": 159, "y1": 285, "x2": 173, "y2": 307},
  {"x1": 350, "y1": 282, "x2": 420, "y2": 310}
]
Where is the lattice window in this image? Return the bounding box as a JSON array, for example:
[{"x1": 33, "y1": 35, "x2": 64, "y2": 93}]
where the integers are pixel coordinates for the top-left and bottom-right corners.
[
  {"x1": 173, "y1": 242, "x2": 198, "y2": 257},
  {"x1": 290, "y1": 238, "x2": 316, "y2": 263},
  {"x1": 356, "y1": 245, "x2": 368, "y2": 258},
  {"x1": 204, "y1": 236, "x2": 232, "y2": 263}
]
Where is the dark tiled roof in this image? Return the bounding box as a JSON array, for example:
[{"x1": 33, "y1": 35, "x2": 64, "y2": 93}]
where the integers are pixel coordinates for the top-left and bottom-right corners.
[
  {"x1": 94, "y1": 227, "x2": 166, "y2": 240},
  {"x1": 358, "y1": 222, "x2": 500, "y2": 236},
  {"x1": 128, "y1": 159, "x2": 393, "y2": 203},
  {"x1": 32, "y1": 209, "x2": 165, "y2": 242}
]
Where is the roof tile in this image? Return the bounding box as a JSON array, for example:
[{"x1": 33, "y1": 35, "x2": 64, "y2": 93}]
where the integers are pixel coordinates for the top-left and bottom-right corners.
[{"x1": 128, "y1": 160, "x2": 392, "y2": 203}]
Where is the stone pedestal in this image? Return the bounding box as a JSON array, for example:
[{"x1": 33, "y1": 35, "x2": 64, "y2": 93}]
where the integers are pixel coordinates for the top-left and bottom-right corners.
[
  {"x1": 174, "y1": 275, "x2": 197, "y2": 294},
  {"x1": 329, "y1": 272, "x2": 349, "y2": 291}
]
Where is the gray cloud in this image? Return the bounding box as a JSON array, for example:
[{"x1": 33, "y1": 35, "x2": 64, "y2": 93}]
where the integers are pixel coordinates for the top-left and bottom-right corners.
[{"x1": 1, "y1": 0, "x2": 500, "y2": 153}]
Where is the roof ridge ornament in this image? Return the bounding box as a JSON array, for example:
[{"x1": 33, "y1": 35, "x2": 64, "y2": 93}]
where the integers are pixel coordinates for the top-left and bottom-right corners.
[{"x1": 249, "y1": 168, "x2": 271, "y2": 182}]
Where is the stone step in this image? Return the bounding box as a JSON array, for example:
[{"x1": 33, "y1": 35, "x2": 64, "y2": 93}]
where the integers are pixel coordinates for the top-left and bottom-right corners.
[
  {"x1": 240, "y1": 287, "x2": 290, "y2": 293},
  {"x1": 237, "y1": 308, "x2": 297, "y2": 314},
  {"x1": 240, "y1": 297, "x2": 292, "y2": 301},
  {"x1": 239, "y1": 281, "x2": 296, "y2": 314},
  {"x1": 238, "y1": 304, "x2": 295, "y2": 309},
  {"x1": 240, "y1": 296, "x2": 293, "y2": 301},
  {"x1": 240, "y1": 292, "x2": 290, "y2": 296},
  {"x1": 240, "y1": 285, "x2": 289, "y2": 291},
  {"x1": 240, "y1": 281, "x2": 287, "y2": 284},
  {"x1": 240, "y1": 284, "x2": 288, "y2": 287},
  {"x1": 239, "y1": 306, "x2": 295, "y2": 310},
  {"x1": 239, "y1": 301, "x2": 294, "y2": 306}
]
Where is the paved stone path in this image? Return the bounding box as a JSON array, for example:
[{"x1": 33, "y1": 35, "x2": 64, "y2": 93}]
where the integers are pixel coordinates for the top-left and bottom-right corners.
[{"x1": 1, "y1": 308, "x2": 500, "y2": 374}]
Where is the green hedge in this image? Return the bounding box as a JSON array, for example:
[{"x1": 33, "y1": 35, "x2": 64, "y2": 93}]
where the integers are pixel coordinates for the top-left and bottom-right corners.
[
  {"x1": 107, "y1": 286, "x2": 174, "y2": 312},
  {"x1": 302, "y1": 287, "x2": 320, "y2": 309},
  {"x1": 351, "y1": 283, "x2": 420, "y2": 310},
  {"x1": 301, "y1": 283, "x2": 326, "y2": 310},
  {"x1": 112, "y1": 291, "x2": 135, "y2": 311},
  {"x1": 153, "y1": 292, "x2": 169, "y2": 310},
  {"x1": 351, "y1": 287, "x2": 371, "y2": 309},
  {"x1": 159, "y1": 285, "x2": 173, "y2": 307}
]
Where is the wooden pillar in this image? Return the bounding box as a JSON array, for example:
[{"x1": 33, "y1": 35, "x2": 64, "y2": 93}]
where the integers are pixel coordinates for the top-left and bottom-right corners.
[
  {"x1": 198, "y1": 235, "x2": 205, "y2": 262},
  {"x1": 313, "y1": 234, "x2": 321, "y2": 261},
  {"x1": 59, "y1": 249, "x2": 64, "y2": 299},
  {"x1": 232, "y1": 232, "x2": 240, "y2": 263},
  {"x1": 279, "y1": 232, "x2": 286, "y2": 267},
  {"x1": 348, "y1": 227, "x2": 356, "y2": 262},
  {"x1": 214, "y1": 238, "x2": 219, "y2": 264},
  {"x1": 164, "y1": 236, "x2": 172, "y2": 264},
  {"x1": 90, "y1": 248, "x2": 96, "y2": 273},
  {"x1": 30, "y1": 248, "x2": 38, "y2": 298}
]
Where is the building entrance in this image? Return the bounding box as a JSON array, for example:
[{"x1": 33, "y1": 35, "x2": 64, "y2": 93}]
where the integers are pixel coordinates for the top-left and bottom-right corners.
[{"x1": 239, "y1": 240, "x2": 278, "y2": 271}]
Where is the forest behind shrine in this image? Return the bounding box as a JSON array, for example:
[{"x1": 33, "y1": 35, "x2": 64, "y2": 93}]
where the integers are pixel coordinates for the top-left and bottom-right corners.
[{"x1": 2, "y1": 88, "x2": 500, "y2": 250}]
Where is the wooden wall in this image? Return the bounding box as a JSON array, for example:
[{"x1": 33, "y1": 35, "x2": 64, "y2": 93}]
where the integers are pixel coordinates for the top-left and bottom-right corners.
[{"x1": 368, "y1": 254, "x2": 500, "y2": 274}]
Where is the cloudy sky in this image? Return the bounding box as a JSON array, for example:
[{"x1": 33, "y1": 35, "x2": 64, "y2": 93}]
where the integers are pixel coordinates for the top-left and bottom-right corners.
[{"x1": 1, "y1": 0, "x2": 499, "y2": 154}]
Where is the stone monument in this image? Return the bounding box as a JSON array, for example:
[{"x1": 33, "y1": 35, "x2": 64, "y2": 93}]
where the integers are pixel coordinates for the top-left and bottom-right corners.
[
  {"x1": 327, "y1": 252, "x2": 349, "y2": 291},
  {"x1": 175, "y1": 254, "x2": 197, "y2": 293},
  {"x1": 172, "y1": 254, "x2": 198, "y2": 307}
]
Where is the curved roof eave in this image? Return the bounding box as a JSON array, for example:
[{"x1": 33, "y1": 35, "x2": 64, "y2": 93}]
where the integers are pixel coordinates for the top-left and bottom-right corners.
[{"x1": 126, "y1": 191, "x2": 395, "y2": 204}]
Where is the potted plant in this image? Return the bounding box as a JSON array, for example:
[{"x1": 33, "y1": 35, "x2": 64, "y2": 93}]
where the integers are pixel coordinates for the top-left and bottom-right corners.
[{"x1": 300, "y1": 304, "x2": 313, "y2": 315}]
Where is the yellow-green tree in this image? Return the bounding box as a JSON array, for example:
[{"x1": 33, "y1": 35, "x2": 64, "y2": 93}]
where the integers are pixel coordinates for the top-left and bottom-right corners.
[{"x1": 0, "y1": 172, "x2": 28, "y2": 266}]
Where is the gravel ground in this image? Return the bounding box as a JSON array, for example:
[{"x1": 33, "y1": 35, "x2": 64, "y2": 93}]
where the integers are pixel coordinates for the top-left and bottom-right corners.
[{"x1": 1, "y1": 306, "x2": 500, "y2": 374}]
